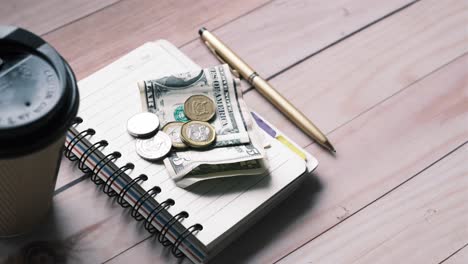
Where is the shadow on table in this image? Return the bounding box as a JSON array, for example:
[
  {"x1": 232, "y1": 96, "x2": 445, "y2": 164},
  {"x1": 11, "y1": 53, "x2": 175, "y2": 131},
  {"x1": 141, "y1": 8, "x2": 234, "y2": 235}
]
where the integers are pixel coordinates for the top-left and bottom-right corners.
[
  {"x1": 0, "y1": 176, "x2": 108, "y2": 264},
  {"x1": 0, "y1": 209, "x2": 84, "y2": 264},
  {"x1": 209, "y1": 171, "x2": 323, "y2": 264},
  {"x1": 115, "y1": 171, "x2": 322, "y2": 264}
]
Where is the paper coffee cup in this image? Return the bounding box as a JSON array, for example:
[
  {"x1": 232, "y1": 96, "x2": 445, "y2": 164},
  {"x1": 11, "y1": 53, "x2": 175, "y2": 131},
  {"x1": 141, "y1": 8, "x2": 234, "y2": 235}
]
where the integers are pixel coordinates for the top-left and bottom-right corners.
[{"x1": 0, "y1": 26, "x2": 79, "y2": 237}]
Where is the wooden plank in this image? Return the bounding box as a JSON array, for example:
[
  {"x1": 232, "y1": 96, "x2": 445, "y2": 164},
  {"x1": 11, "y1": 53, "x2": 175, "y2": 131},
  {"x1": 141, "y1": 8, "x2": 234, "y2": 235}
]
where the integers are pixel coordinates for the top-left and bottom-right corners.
[
  {"x1": 74, "y1": 0, "x2": 468, "y2": 262},
  {"x1": 222, "y1": 54, "x2": 468, "y2": 263},
  {"x1": 213, "y1": 2, "x2": 467, "y2": 262},
  {"x1": 106, "y1": 53, "x2": 468, "y2": 264},
  {"x1": 51, "y1": 0, "x2": 419, "y2": 192},
  {"x1": 42, "y1": 0, "x2": 271, "y2": 80},
  {"x1": 50, "y1": 0, "x2": 271, "y2": 188},
  {"x1": 181, "y1": 0, "x2": 416, "y2": 82},
  {"x1": 42, "y1": 0, "x2": 416, "y2": 83},
  {"x1": 277, "y1": 144, "x2": 468, "y2": 263},
  {"x1": 0, "y1": 1, "x2": 272, "y2": 262},
  {"x1": 0, "y1": 177, "x2": 171, "y2": 263},
  {"x1": 0, "y1": 0, "x2": 119, "y2": 35},
  {"x1": 241, "y1": 0, "x2": 468, "y2": 148},
  {"x1": 6, "y1": 0, "x2": 464, "y2": 264},
  {"x1": 444, "y1": 245, "x2": 468, "y2": 264},
  {"x1": 55, "y1": 154, "x2": 88, "y2": 191}
]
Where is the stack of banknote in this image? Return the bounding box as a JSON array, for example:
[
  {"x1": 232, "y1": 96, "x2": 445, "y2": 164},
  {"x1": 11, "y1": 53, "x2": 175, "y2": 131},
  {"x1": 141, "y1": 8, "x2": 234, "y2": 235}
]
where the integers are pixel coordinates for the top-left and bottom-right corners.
[{"x1": 139, "y1": 64, "x2": 268, "y2": 188}]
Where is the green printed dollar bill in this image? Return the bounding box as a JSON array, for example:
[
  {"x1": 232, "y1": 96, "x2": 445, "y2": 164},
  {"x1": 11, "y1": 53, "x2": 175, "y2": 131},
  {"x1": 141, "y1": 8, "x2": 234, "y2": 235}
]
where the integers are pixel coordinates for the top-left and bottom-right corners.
[{"x1": 139, "y1": 64, "x2": 251, "y2": 147}]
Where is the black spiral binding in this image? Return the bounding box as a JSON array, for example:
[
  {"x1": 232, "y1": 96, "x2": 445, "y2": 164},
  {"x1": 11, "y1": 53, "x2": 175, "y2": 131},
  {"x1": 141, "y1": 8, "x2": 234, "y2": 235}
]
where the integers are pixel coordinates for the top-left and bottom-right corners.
[
  {"x1": 145, "y1": 199, "x2": 175, "y2": 234},
  {"x1": 102, "y1": 162, "x2": 135, "y2": 197},
  {"x1": 64, "y1": 117, "x2": 203, "y2": 259},
  {"x1": 91, "y1": 151, "x2": 121, "y2": 185},
  {"x1": 172, "y1": 224, "x2": 203, "y2": 257},
  {"x1": 64, "y1": 128, "x2": 95, "y2": 161},
  {"x1": 79, "y1": 140, "x2": 108, "y2": 173},
  {"x1": 117, "y1": 174, "x2": 148, "y2": 208},
  {"x1": 131, "y1": 186, "x2": 161, "y2": 221},
  {"x1": 158, "y1": 211, "x2": 189, "y2": 246},
  {"x1": 72, "y1": 117, "x2": 83, "y2": 126}
]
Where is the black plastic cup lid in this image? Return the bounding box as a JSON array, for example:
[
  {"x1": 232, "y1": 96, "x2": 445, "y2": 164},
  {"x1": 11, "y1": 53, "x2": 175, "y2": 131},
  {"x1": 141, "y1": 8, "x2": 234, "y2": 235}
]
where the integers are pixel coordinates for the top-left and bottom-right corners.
[{"x1": 0, "y1": 26, "x2": 79, "y2": 158}]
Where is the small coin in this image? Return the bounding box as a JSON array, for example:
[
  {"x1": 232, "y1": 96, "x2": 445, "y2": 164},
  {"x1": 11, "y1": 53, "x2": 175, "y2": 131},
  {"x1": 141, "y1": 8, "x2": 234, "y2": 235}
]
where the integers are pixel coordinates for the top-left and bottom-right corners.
[
  {"x1": 173, "y1": 104, "x2": 189, "y2": 122},
  {"x1": 180, "y1": 121, "x2": 216, "y2": 148},
  {"x1": 127, "y1": 112, "x2": 160, "y2": 138},
  {"x1": 184, "y1": 94, "x2": 216, "y2": 121},
  {"x1": 162, "y1": 121, "x2": 187, "y2": 149},
  {"x1": 135, "y1": 131, "x2": 172, "y2": 160}
]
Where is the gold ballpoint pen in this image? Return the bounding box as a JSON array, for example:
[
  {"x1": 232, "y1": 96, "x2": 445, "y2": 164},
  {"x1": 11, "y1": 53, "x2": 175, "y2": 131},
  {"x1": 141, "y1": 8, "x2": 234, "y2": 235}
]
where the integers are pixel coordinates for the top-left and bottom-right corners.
[{"x1": 199, "y1": 27, "x2": 336, "y2": 153}]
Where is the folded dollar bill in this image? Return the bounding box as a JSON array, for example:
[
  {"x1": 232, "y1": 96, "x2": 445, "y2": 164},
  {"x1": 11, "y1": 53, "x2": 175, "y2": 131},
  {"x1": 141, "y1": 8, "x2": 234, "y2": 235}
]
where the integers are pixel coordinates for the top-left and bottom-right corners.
[
  {"x1": 164, "y1": 109, "x2": 268, "y2": 187},
  {"x1": 139, "y1": 64, "x2": 250, "y2": 147},
  {"x1": 164, "y1": 142, "x2": 268, "y2": 188},
  {"x1": 139, "y1": 64, "x2": 268, "y2": 188}
]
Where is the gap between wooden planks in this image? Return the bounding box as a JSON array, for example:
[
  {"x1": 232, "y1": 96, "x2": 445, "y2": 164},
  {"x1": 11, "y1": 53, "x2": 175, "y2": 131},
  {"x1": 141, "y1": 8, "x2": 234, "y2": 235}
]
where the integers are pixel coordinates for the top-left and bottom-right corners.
[
  {"x1": 51, "y1": 0, "x2": 271, "y2": 190},
  {"x1": 202, "y1": 57, "x2": 468, "y2": 263},
  {"x1": 442, "y1": 244, "x2": 468, "y2": 264},
  {"x1": 238, "y1": 0, "x2": 467, "y2": 149},
  {"x1": 56, "y1": 0, "x2": 468, "y2": 262},
  {"x1": 0, "y1": 0, "x2": 417, "y2": 262},
  {"x1": 42, "y1": 0, "x2": 272, "y2": 80},
  {"x1": 52, "y1": 0, "x2": 417, "y2": 194},
  {"x1": 0, "y1": 0, "x2": 460, "y2": 264},
  {"x1": 0, "y1": 0, "x2": 120, "y2": 35},
  {"x1": 281, "y1": 146, "x2": 468, "y2": 264},
  {"x1": 105, "y1": 0, "x2": 468, "y2": 263},
  {"x1": 286, "y1": 142, "x2": 468, "y2": 263},
  {"x1": 1, "y1": 0, "x2": 420, "y2": 262},
  {"x1": 109, "y1": 53, "x2": 468, "y2": 263}
]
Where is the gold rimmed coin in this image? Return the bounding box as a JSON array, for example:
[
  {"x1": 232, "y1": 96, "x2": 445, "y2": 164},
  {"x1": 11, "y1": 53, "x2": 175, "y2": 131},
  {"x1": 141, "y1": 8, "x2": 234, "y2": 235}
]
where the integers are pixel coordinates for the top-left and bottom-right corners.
[
  {"x1": 162, "y1": 121, "x2": 187, "y2": 149},
  {"x1": 184, "y1": 94, "x2": 216, "y2": 121},
  {"x1": 180, "y1": 121, "x2": 216, "y2": 148}
]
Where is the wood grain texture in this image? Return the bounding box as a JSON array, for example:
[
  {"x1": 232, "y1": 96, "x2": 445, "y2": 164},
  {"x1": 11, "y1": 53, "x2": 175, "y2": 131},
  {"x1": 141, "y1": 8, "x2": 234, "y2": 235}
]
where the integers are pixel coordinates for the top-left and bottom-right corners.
[
  {"x1": 48, "y1": 0, "x2": 424, "y2": 262},
  {"x1": 241, "y1": 0, "x2": 468, "y2": 149},
  {"x1": 278, "y1": 143, "x2": 468, "y2": 264},
  {"x1": 444, "y1": 245, "x2": 468, "y2": 264},
  {"x1": 51, "y1": 0, "x2": 420, "y2": 198},
  {"x1": 42, "y1": 0, "x2": 271, "y2": 80},
  {"x1": 0, "y1": 0, "x2": 119, "y2": 35},
  {"x1": 0, "y1": 177, "x2": 170, "y2": 263},
  {"x1": 107, "y1": 1, "x2": 468, "y2": 262},
  {"x1": 0, "y1": 0, "x2": 270, "y2": 262},
  {"x1": 0, "y1": 0, "x2": 466, "y2": 263},
  {"x1": 181, "y1": 0, "x2": 416, "y2": 81},
  {"x1": 192, "y1": 52, "x2": 468, "y2": 264},
  {"x1": 55, "y1": 158, "x2": 87, "y2": 192},
  {"x1": 49, "y1": 0, "x2": 271, "y2": 188}
]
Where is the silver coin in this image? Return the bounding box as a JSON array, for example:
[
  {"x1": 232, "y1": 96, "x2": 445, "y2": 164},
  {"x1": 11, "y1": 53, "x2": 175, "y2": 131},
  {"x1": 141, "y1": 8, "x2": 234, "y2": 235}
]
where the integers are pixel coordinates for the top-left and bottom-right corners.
[
  {"x1": 135, "y1": 131, "x2": 172, "y2": 161},
  {"x1": 186, "y1": 123, "x2": 211, "y2": 141},
  {"x1": 180, "y1": 121, "x2": 216, "y2": 148},
  {"x1": 127, "y1": 112, "x2": 160, "y2": 138}
]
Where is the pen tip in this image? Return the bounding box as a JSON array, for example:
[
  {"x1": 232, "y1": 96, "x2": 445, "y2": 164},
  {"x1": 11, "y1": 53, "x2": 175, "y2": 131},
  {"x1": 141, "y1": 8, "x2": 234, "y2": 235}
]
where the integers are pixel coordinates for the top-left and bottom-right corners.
[
  {"x1": 323, "y1": 141, "x2": 336, "y2": 153},
  {"x1": 199, "y1": 27, "x2": 207, "y2": 36}
]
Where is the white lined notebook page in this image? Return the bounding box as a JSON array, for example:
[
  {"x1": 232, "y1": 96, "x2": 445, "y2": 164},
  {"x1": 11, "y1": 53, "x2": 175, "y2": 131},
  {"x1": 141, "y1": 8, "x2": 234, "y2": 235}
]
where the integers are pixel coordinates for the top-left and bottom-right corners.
[{"x1": 76, "y1": 41, "x2": 309, "y2": 250}]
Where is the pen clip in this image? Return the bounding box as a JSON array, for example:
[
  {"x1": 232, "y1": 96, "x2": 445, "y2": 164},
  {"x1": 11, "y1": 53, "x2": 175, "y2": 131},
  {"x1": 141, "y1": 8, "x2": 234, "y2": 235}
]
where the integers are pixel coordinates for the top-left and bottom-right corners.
[{"x1": 204, "y1": 41, "x2": 240, "y2": 78}]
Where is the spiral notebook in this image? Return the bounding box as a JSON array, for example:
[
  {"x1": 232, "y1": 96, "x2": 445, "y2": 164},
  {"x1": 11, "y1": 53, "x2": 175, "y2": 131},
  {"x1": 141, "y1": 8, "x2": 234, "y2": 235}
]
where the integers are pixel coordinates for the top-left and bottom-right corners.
[{"x1": 64, "y1": 40, "x2": 318, "y2": 263}]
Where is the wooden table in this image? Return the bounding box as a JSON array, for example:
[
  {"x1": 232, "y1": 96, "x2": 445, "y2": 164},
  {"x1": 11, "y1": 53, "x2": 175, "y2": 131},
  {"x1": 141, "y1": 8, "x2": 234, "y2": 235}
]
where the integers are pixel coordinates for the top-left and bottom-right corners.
[{"x1": 1, "y1": 0, "x2": 467, "y2": 263}]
